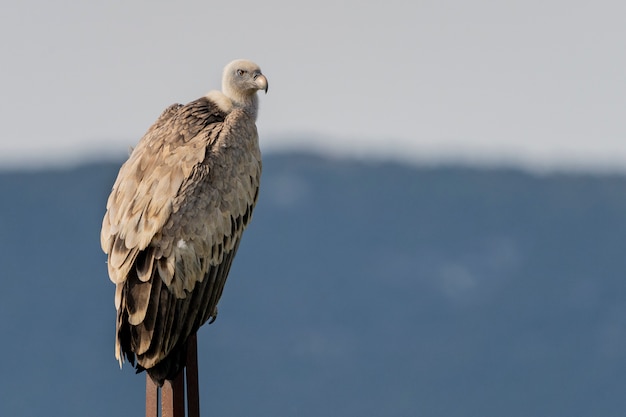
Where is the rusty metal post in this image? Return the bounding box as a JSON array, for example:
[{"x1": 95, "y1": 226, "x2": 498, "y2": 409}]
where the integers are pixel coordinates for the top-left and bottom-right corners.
[
  {"x1": 144, "y1": 332, "x2": 200, "y2": 417},
  {"x1": 161, "y1": 370, "x2": 185, "y2": 417},
  {"x1": 186, "y1": 334, "x2": 200, "y2": 417},
  {"x1": 146, "y1": 375, "x2": 159, "y2": 417}
]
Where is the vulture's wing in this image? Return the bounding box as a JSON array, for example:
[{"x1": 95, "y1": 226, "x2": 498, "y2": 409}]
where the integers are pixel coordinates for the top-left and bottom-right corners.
[
  {"x1": 101, "y1": 98, "x2": 223, "y2": 277},
  {"x1": 100, "y1": 96, "x2": 261, "y2": 380}
]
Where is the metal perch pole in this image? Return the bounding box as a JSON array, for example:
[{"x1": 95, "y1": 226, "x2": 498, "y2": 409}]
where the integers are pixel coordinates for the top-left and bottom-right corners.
[{"x1": 146, "y1": 333, "x2": 200, "y2": 417}]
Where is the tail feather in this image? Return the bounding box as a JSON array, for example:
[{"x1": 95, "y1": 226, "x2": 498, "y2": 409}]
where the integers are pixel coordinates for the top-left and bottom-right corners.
[{"x1": 140, "y1": 341, "x2": 188, "y2": 386}]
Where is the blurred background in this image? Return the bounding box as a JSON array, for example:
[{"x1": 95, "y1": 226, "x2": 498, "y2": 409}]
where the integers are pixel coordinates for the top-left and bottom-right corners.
[{"x1": 1, "y1": 1, "x2": 626, "y2": 416}]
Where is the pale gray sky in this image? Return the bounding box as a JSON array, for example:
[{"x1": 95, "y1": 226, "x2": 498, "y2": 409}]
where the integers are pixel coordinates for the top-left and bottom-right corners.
[{"x1": 1, "y1": 0, "x2": 625, "y2": 170}]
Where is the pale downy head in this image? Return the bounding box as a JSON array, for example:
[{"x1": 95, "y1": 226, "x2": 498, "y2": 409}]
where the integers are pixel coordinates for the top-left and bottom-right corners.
[{"x1": 222, "y1": 59, "x2": 268, "y2": 108}]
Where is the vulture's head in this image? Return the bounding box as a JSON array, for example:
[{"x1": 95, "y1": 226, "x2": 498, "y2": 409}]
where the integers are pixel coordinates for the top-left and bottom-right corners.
[{"x1": 222, "y1": 59, "x2": 268, "y2": 106}]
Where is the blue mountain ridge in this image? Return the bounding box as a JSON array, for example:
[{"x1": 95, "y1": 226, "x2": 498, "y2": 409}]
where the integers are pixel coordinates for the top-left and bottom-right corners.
[{"x1": 0, "y1": 152, "x2": 624, "y2": 416}]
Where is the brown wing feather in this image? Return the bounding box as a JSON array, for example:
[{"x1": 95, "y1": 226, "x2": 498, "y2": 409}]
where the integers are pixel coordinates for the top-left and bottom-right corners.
[
  {"x1": 101, "y1": 99, "x2": 223, "y2": 269},
  {"x1": 102, "y1": 97, "x2": 262, "y2": 384}
]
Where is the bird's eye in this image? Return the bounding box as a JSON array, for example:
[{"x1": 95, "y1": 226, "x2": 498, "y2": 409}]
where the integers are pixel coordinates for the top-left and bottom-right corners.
[{"x1": 237, "y1": 69, "x2": 246, "y2": 76}]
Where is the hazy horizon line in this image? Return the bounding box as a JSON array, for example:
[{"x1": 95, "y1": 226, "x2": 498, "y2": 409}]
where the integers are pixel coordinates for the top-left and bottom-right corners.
[{"x1": 1, "y1": 134, "x2": 625, "y2": 176}]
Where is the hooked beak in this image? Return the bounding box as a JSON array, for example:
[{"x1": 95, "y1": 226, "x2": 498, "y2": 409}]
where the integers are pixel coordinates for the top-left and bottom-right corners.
[{"x1": 254, "y1": 74, "x2": 269, "y2": 94}]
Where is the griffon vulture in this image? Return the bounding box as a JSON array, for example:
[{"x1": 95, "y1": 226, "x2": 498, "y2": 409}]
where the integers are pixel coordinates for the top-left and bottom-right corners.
[{"x1": 101, "y1": 59, "x2": 268, "y2": 385}]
